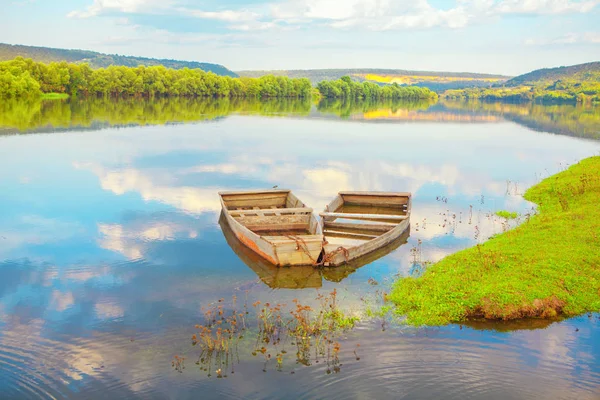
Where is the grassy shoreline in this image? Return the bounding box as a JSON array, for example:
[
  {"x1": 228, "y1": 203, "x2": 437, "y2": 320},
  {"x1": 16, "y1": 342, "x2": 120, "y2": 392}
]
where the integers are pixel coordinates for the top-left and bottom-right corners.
[{"x1": 390, "y1": 156, "x2": 600, "y2": 326}]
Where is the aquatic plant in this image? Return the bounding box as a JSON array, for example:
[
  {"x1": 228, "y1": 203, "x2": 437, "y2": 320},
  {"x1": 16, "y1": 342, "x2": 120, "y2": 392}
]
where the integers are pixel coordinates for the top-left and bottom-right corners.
[
  {"x1": 184, "y1": 289, "x2": 359, "y2": 377},
  {"x1": 495, "y1": 210, "x2": 518, "y2": 220}
]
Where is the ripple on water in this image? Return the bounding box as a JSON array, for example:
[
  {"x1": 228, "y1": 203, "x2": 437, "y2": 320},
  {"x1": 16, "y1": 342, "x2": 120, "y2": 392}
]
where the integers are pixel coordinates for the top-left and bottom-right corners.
[
  {"x1": 0, "y1": 321, "x2": 153, "y2": 399},
  {"x1": 282, "y1": 322, "x2": 600, "y2": 400}
]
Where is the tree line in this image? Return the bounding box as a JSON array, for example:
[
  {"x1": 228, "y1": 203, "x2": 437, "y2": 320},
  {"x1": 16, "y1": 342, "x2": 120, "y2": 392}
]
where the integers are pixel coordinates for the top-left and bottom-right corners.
[
  {"x1": 317, "y1": 76, "x2": 437, "y2": 100},
  {"x1": 0, "y1": 57, "x2": 313, "y2": 99},
  {"x1": 0, "y1": 57, "x2": 436, "y2": 101},
  {"x1": 444, "y1": 75, "x2": 600, "y2": 104}
]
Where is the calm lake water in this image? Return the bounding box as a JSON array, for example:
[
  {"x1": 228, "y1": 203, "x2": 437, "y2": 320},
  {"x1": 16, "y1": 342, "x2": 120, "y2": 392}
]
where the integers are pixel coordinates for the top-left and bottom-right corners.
[{"x1": 1, "y1": 98, "x2": 599, "y2": 399}]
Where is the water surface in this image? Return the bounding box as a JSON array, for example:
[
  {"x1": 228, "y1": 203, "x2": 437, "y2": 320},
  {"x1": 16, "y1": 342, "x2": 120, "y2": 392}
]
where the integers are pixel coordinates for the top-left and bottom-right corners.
[{"x1": 1, "y1": 98, "x2": 599, "y2": 399}]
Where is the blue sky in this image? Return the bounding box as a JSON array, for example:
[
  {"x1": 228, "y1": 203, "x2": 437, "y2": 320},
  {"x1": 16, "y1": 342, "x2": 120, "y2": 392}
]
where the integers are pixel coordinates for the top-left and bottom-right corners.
[{"x1": 2, "y1": 0, "x2": 599, "y2": 75}]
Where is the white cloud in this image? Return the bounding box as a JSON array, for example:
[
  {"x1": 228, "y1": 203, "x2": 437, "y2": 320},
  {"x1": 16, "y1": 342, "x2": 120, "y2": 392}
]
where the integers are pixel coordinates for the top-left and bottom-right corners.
[
  {"x1": 68, "y1": 0, "x2": 175, "y2": 18},
  {"x1": 525, "y1": 31, "x2": 600, "y2": 45},
  {"x1": 68, "y1": 0, "x2": 600, "y2": 32},
  {"x1": 493, "y1": 0, "x2": 600, "y2": 14},
  {"x1": 182, "y1": 8, "x2": 260, "y2": 22}
]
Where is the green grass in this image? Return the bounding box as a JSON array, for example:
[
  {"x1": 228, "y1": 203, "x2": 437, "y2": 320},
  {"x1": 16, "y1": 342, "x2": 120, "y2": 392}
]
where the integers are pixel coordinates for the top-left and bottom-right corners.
[
  {"x1": 389, "y1": 156, "x2": 600, "y2": 326},
  {"x1": 40, "y1": 93, "x2": 69, "y2": 100},
  {"x1": 495, "y1": 210, "x2": 518, "y2": 219}
]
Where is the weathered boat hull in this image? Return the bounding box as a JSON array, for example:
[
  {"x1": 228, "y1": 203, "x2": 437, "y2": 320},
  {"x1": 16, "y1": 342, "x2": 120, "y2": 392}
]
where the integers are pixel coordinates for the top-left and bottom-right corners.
[
  {"x1": 219, "y1": 189, "x2": 323, "y2": 267},
  {"x1": 321, "y1": 191, "x2": 412, "y2": 266},
  {"x1": 219, "y1": 212, "x2": 323, "y2": 288}
]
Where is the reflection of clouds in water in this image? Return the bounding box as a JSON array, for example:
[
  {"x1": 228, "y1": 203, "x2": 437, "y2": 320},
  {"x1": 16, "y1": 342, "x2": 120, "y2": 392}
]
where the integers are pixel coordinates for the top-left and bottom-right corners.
[
  {"x1": 0, "y1": 318, "x2": 107, "y2": 389},
  {"x1": 76, "y1": 162, "x2": 222, "y2": 214},
  {"x1": 303, "y1": 167, "x2": 351, "y2": 197},
  {"x1": 0, "y1": 215, "x2": 83, "y2": 256},
  {"x1": 380, "y1": 162, "x2": 460, "y2": 192},
  {"x1": 98, "y1": 224, "x2": 144, "y2": 260},
  {"x1": 95, "y1": 303, "x2": 124, "y2": 320},
  {"x1": 49, "y1": 290, "x2": 75, "y2": 312},
  {"x1": 97, "y1": 216, "x2": 205, "y2": 260},
  {"x1": 78, "y1": 152, "x2": 533, "y2": 271}
]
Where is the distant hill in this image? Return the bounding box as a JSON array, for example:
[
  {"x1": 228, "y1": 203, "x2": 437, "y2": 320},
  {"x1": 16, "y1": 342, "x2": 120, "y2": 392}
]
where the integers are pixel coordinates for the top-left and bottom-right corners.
[
  {"x1": 236, "y1": 69, "x2": 511, "y2": 92},
  {"x1": 0, "y1": 43, "x2": 238, "y2": 77},
  {"x1": 504, "y1": 61, "x2": 600, "y2": 86},
  {"x1": 444, "y1": 61, "x2": 600, "y2": 103}
]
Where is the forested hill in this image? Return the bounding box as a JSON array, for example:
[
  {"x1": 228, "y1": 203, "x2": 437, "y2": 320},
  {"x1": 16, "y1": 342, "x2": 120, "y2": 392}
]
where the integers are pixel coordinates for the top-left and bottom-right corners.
[
  {"x1": 237, "y1": 69, "x2": 511, "y2": 91},
  {"x1": 0, "y1": 43, "x2": 237, "y2": 77},
  {"x1": 505, "y1": 61, "x2": 600, "y2": 86},
  {"x1": 444, "y1": 61, "x2": 600, "y2": 103}
]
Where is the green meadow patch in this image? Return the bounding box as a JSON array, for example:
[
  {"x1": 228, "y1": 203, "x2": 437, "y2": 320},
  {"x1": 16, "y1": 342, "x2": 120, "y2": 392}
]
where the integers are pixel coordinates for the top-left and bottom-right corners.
[
  {"x1": 390, "y1": 156, "x2": 600, "y2": 326},
  {"x1": 495, "y1": 210, "x2": 518, "y2": 219}
]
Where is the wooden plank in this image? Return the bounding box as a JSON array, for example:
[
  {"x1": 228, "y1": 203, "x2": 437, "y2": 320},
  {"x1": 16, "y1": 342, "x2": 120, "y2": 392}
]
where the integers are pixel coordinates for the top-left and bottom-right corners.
[
  {"x1": 339, "y1": 191, "x2": 411, "y2": 197},
  {"x1": 271, "y1": 235, "x2": 324, "y2": 266},
  {"x1": 234, "y1": 214, "x2": 310, "y2": 226},
  {"x1": 324, "y1": 222, "x2": 394, "y2": 234},
  {"x1": 221, "y1": 191, "x2": 289, "y2": 209},
  {"x1": 286, "y1": 192, "x2": 306, "y2": 208},
  {"x1": 218, "y1": 189, "x2": 290, "y2": 195},
  {"x1": 337, "y1": 204, "x2": 408, "y2": 216},
  {"x1": 324, "y1": 230, "x2": 379, "y2": 240},
  {"x1": 263, "y1": 234, "x2": 323, "y2": 243},
  {"x1": 246, "y1": 224, "x2": 309, "y2": 232},
  {"x1": 324, "y1": 219, "x2": 410, "y2": 266},
  {"x1": 342, "y1": 194, "x2": 409, "y2": 207},
  {"x1": 231, "y1": 207, "x2": 313, "y2": 216},
  {"x1": 324, "y1": 195, "x2": 344, "y2": 212},
  {"x1": 320, "y1": 212, "x2": 408, "y2": 221}
]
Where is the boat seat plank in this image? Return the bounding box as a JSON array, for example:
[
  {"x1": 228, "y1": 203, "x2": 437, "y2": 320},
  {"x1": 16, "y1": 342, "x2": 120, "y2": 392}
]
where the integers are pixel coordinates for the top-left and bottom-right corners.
[
  {"x1": 263, "y1": 235, "x2": 324, "y2": 243},
  {"x1": 320, "y1": 212, "x2": 408, "y2": 221},
  {"x1": 245, "y1": 224, "x2": 309, "y2": 232},
  {"x1": 231, "y1": 207, "x2": 313, "y2": 216},
  {"x1": 339, "y1": 191, "x2": 411, "y2": 197},
  {"x1": 323, "y1": 222, "x2": 394, "y2": 234},
  {"x1": 324, "y1": 230, "x2": 379, "y2": 240}
]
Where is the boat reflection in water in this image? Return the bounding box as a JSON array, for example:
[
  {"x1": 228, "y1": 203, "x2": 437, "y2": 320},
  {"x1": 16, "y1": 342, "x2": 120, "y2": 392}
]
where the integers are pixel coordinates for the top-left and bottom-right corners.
[{"x1": 219, "y1": 211, "x2": 410, "y2": 289}]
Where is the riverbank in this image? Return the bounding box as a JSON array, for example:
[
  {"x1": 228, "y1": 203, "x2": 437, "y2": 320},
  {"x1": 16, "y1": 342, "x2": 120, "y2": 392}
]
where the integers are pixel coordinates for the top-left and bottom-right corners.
[{"x1": 389, "y1": 156, "x2": 600, "y2": 326}]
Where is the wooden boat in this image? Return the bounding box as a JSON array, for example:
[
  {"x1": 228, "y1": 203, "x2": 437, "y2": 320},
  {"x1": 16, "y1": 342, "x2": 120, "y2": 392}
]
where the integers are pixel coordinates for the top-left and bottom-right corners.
[
  {"x1": 321, "y1": 225, "x2": 410, "y2": 282},
  {"x1": 219, "y1": 210, "x2": 409, "y2": 288},
  {"x1": 320, "y1": 191, "x2": 411, "y2": 266},
  {"x1": 218, "y1": 212, "x2": 323, "y2": 289},
  {"x1": 218, "y1": 189, "x2": 323, "y2": 266}
]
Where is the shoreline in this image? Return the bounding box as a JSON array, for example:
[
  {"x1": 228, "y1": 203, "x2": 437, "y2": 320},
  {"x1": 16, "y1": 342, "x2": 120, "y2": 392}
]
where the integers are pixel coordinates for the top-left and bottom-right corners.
[{"x1": 390, "y1": 156, "x2": 600, "y2": 326}]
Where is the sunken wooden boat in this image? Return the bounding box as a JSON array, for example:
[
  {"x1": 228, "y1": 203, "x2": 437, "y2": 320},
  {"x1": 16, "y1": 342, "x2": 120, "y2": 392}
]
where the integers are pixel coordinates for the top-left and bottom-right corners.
[
  {"x1": 320, "y1": 191, "x2": 411, "y2": 267},
  {"x1": 218, "y1": 189, "x2": 323, "y2": 267},
  {"x1": 218, "y1": 212, "x2": 323, "y2": 288}
]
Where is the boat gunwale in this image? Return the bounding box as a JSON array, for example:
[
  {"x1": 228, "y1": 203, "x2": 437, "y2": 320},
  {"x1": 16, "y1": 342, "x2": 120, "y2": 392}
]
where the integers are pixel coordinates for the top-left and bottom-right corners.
[
  {"x1": 219, "y1": 189, "x2": 323, "y2": 266},
  {"x1": 322, "y1": 191, "x2": 412, "y2": 266}
]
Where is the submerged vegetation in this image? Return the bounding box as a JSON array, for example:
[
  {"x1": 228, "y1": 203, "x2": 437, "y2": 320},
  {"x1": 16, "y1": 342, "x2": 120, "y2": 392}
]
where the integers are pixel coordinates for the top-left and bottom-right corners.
[
  {"x1": 390, "y1": 157, "x2": 600, "y2": 325},
  {"x1": 183, "y1": 289, "x2": 359, "y2": 377}
]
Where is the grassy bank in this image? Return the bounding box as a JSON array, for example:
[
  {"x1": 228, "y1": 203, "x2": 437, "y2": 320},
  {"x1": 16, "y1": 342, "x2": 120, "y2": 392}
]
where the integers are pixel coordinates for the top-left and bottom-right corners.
[{"x1": 389, "y1": 156, "x2": 600, "y2": 326}]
